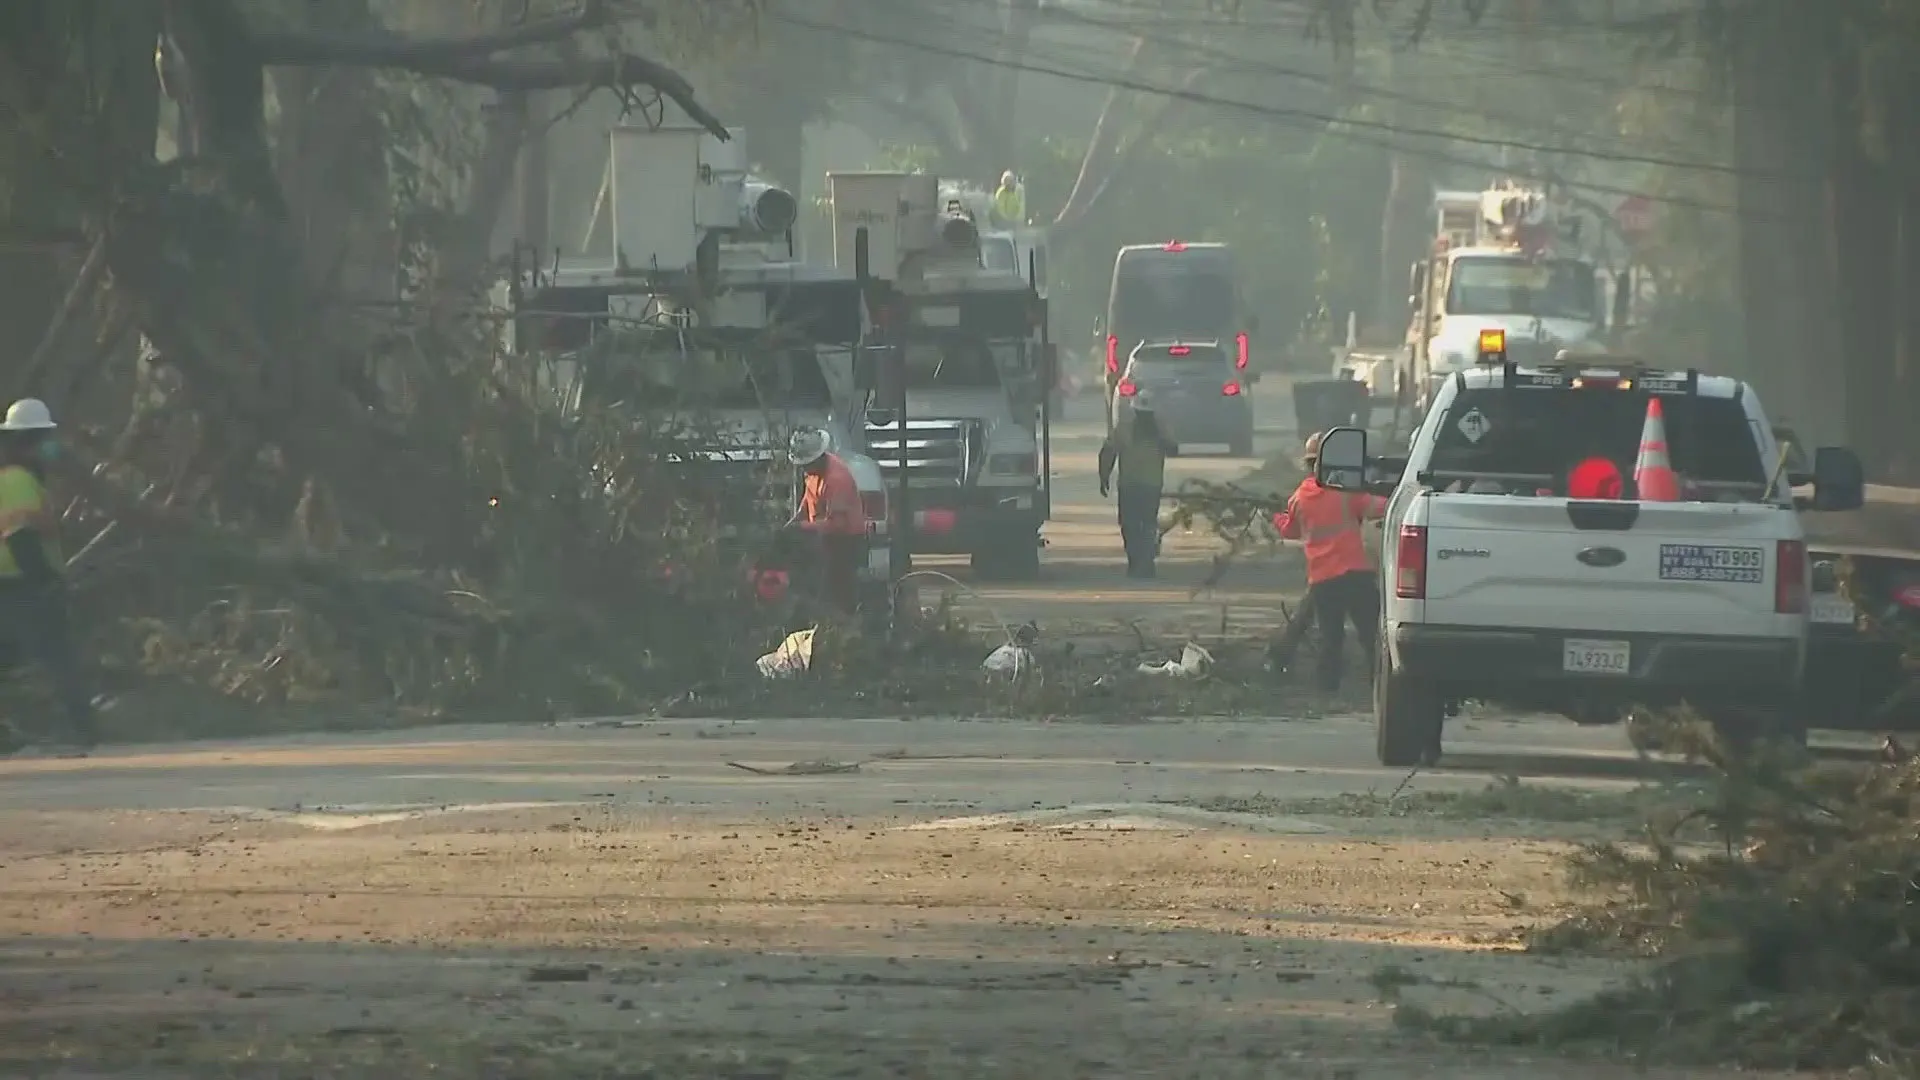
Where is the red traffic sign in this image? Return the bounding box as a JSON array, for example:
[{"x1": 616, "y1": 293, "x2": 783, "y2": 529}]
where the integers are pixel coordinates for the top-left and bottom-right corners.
[{"x1": 1614, "y1": 194, "x2": 1655, "y2": 235}]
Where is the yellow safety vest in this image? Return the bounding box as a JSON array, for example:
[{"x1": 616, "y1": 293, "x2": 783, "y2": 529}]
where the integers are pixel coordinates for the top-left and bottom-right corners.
[
  {"x1": 0, "y1": 464, "x2": 58, "y2": 578},
  {"x1": 993, "y1": 186, "x2": 1024, "y2": 224},
  {"x1": 1112, "y1": 411, "x2": 1168, "y2": 490}
]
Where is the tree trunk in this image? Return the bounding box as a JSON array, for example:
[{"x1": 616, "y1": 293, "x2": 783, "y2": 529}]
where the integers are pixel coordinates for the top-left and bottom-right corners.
[
  {"x1": 1730, "y1": 0, "x2": 1844, "y2": 448},
  {"x1": 0, "y1": 1, "x2": 163, "y2": 401}
]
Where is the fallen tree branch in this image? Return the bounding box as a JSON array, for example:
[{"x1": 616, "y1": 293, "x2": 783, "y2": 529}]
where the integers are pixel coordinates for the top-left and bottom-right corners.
[
  {"x1": 251, "y1": 1, "x2": 616, "y2": 66},
  {"x1": 255, "y1": 30, "x2": 729, "y2": 140}
]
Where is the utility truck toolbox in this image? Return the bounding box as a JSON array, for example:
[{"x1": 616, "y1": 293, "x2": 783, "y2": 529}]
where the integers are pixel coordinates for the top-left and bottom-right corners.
[{"x1": 1313, "y1": 331, "x2": 1867, "y2": 766}]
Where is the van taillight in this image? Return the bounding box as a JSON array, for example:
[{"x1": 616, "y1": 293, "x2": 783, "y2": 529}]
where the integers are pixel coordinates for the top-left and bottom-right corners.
[
  {"x1": 1106, "y1": 335, "x2": 1118, "y2": 373},
  {"x1": 1776, "y1": 539, "x2": 1806, "y2": 614},
  {"x1": 1396, "y1": 525, "x2": 1428, "y2": 599},
  {"x1": 1235, "y1": 332, "x2": 1249, "y2": 370}
]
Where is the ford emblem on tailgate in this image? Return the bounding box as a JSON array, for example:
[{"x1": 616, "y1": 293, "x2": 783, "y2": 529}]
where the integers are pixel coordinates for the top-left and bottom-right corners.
[{"x1": 1577, "y1": 546, "x2": 1626, "y2": 568}]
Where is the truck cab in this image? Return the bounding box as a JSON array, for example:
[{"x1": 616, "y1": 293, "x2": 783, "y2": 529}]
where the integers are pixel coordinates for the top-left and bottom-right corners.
[
  {"x1": 826, "y1": 172, "x2": 1054, "y2": 581},
  {"x1": 1402, "y1": 183, "x2": 1629, "y2": 433},
  {"x1": 496, "y1": 123, "x2": 897, "y2": 617}
]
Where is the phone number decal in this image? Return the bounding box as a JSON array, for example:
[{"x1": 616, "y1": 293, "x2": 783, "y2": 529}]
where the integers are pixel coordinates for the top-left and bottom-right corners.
[{"x1": 1658, "y1": 544, "x2": 1764, "y2": 583}]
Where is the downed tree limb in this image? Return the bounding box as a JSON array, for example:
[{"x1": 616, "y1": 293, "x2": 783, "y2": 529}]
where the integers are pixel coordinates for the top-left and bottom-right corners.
[{"x1": 252, "y1": 15, "x2": 729, "y2": 140}]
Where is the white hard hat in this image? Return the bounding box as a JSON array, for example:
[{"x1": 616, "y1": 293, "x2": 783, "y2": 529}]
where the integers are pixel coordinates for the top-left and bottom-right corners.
[
  {"x1": 0, "y1": 398, "x2": 56, "y2": 431},
  {"x1": 788, "y1": 427, "x2": 829, "y2": 466},
  {"x1": 1001, "y1": 170, "x2": 1017, "y2": 186}
]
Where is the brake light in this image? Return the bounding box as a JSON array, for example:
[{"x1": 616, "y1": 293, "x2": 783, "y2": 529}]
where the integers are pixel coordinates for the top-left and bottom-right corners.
[
  {"x1": 1117, "y1": 379, "x2": 1138, "y2": 396},
  {"x1": 1167, "y1": 345, "x2": 1191, "y2": 356},
  {"x1": 1395, "y1": 525, "x2": 1428, "y2": 599},
  {"x1": 1222, "y1": 381, "x2": 1241, "y2": 395},
  {"x1": 1163, "y1": 240, "x2": 1186, "y2": 252},
  {"x1": 861, "y1": 491, "x2": 888, "y2": 529},
  {"x1": 1895, "y1": 584, "x2": 1920, "y2": 609},
  {"x1": 1775, "y1": 539, "x2": 1806, "y2": 614},
  {"x1": 1235, "y1": 332, "x2": 1249, "y2": 370},
  {"x1": 1106, "y1": 335, "x2": 1118, "y2": 373}
]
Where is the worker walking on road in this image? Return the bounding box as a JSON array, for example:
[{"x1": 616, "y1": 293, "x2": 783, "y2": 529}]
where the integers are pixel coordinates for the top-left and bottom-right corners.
[
  {"x1": 1269, "y1": 431, "x2": 1388, "y2": 691},
  {"x1": 1098, "y1": 392, "x2": 1175, "y2": 579},
  {"x1": 991, "y1": 170, "x2": 1025, "y2": 228},
  {"x1": 789, "y1": 428, "x2": 867, "y2": 614},
  {"x1": 0, "y1": 398, "x2": 99, "y2": 753}
]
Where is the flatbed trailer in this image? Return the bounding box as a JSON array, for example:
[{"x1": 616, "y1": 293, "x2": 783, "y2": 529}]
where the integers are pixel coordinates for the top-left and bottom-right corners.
[{"x1": 1801, "y1": 486, "x2": 1920, "y2": 731}]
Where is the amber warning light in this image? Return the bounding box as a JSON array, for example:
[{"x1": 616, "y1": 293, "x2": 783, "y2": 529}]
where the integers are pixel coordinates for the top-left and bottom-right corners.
[{"x1": 1477, "y1": 328, "x2": 1506, "y2": 362}]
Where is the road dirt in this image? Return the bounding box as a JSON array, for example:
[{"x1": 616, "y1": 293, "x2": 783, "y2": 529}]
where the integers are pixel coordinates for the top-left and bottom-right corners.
[{"x1": 0, "y1": 799, "x2": 1801, "y2": 1078}]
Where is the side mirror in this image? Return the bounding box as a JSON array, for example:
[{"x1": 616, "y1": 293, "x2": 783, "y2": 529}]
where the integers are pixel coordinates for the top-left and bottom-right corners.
[
  {"x1": 1314, "y1": 426, "x2": 1368, "y2": 491},
  {"x1": 1808, "y1": 446, "x2": 1865, "y2": 511},
  {"x1": 865, "y1": 407, "x2": 898, "y2": 428}
]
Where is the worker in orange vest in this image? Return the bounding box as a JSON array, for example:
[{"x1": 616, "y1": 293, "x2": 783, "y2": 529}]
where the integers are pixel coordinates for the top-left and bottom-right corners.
[
  {"x1": 1270, "y1": 431, "x2": 1389, "y2": 691},
  {"x1": 789, "y1": 428, "x2": 867, "y2": 613}
]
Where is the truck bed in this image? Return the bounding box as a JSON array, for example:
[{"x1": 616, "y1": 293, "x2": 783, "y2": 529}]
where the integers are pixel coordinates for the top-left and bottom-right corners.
[{"x1": 1803, "y1": 484, "x2": 1920, "y2": 556}]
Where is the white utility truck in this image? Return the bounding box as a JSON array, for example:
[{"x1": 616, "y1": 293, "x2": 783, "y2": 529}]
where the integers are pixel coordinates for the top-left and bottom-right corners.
[
  {"x1": 1388, "y1": 181, "x2": 1632, "y2": 435},
  {"x1": 826, "y1": 172, "x2": 1055, "y2": 580},
  {"x1": 1312, "y1": 332, "x2": 1867, "y2": 766},
  {"x1": 497, "y1": 123, "x2": 897, "y2": 616}
]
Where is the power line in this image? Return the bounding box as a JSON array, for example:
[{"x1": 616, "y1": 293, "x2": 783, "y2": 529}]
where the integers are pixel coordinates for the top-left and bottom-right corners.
[
  {"x1": 804, "y1": 0, "x2": 1766, "y2": 180},
  {"x1": 909, "y1": 0, "x2": 1742, "y2": 168},
  {"x1": 772, "y1": 8, "x2": 1791, "y2": 219}
]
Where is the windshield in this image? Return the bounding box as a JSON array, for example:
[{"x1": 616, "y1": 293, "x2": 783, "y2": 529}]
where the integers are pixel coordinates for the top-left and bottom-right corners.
[
  {"x1": 1444, "y1": 257, "x2": 1596, "y2": 320},
  {"x1": 1426, "y1": 388, "x2": 1769, "y2": 497},
  {"x1": 577, "y1": 344, "x2": 831, "y2": 410},
  {"x1": 899, "y1": 339, "x2": 1015, "y2": 388},
  {"x1": 982, "y1": 237, "x2": 1018, "y2": 273},
  {"x1": 1111, "y1": 255, "x2": 1237, "y2": 342}
]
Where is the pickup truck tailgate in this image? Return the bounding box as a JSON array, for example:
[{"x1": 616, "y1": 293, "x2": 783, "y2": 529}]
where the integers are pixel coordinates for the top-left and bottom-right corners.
[{"x1": 1420, "y1": 496, "x2": 1798, "y2": 635}]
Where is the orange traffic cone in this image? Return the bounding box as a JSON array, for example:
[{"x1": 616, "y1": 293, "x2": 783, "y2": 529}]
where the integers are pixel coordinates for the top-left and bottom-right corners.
[{"x1": 1634, "y1": 397, "x2": 1681, "y2": 502}]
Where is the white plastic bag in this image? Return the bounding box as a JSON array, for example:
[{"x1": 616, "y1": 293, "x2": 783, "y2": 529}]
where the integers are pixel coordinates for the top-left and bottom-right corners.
[
  {"x1": 1137, "y1": 642, "x2": 1213, "y2": 678},
  {"x1": 756, "y1": 627, "x2": 816, "y2": 678},
  {"x1": 982, "y1": 643, "x2": 1034, "y2": 677}
]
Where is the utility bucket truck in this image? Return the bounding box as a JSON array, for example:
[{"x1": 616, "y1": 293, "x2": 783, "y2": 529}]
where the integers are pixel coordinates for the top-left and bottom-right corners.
[
  {"x1": 496, "y1": 124, "x2": 897, "y2": 621},
  {"x1": 1390, "y1": 180, "x2": 1632, "y2": 436},
  {"x1": 827, "y1": 171, "x2": 1055, "y2": 581}
]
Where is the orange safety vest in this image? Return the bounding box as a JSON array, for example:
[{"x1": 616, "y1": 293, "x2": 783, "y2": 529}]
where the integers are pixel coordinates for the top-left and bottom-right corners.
[
  {"x1": 1277, "y1": 477, "x2": 1385, "y2": 584},
  {"x1": 800, "y1": 453, "x2": 866, "y2": 537}
]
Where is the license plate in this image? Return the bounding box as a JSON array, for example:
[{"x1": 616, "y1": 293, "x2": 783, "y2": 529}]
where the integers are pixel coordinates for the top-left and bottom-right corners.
[
  {"x1": 1811, "y1": 593, "x2": 1855, "y2": 625},
  {"x1": 1563, "y1": 638, "x2": 1630, "y2": 675}
]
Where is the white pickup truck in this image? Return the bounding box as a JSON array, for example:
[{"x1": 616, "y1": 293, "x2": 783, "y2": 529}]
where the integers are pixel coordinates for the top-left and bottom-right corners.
[{"x1": 1313, "y1": 353, "x2": 1867, "y2": 766}]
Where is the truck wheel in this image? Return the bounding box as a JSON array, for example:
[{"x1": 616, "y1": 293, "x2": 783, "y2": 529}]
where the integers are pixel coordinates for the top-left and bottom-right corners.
[
  {"x1": 1002, "y1": 533, "x2": 1041, "y2": 580},
  {"x1": 971, "y1": 534, "x2": 1041, "y2": 581},
  {"x1": 1375, "y1": 644, "x2": 1444, "y2": 767}
]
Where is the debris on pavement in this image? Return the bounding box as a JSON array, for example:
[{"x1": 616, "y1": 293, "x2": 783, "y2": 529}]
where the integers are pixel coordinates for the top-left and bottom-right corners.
[
  {"x1": 755, "y1": 627, "x2": 816, "y2": 678},
  {"x1": 725, "y1": 759, "x2": 861, "y2": 775},
  {"x1": 525, "y1": 964, "x2": 594, "y2": 983},
  {"x1": 1138, "y1": 642, "x2": 1215, "y2": 678}
]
